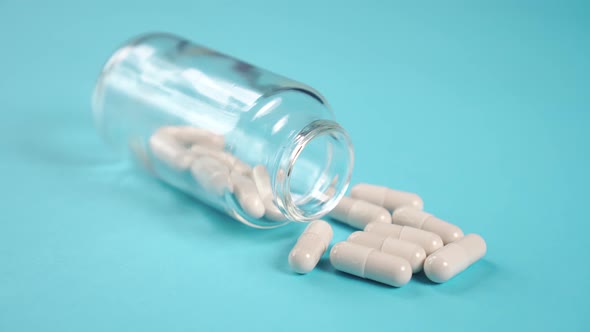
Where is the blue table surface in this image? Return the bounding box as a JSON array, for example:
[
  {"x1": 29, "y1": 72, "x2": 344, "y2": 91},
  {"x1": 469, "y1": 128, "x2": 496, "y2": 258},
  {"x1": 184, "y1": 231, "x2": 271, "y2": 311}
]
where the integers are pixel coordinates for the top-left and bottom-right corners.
[{"x1": 1, "y1": 1, "x2": 588, "y2": 331}]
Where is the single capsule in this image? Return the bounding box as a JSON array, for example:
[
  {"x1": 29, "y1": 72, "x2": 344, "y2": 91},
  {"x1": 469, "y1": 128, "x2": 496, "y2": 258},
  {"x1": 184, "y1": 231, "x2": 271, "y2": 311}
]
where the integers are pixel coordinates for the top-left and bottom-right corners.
[
  {"x1": 190, "y1": 156, "x2": 233, "y2": 196},
  {"x1": 252, "y1": 165, "x2": 285, "y2": 221},
  {"x1": 424, "y1": 234, "x2": 487, "y2": 283},
  {"x1": 350, "y1": 183, "x2": 423, "y2": 211},
  {"x1": 347, "y1": 231, "x2": 426, "y2": 273},
  {"x1": 392, "y1": 207, "x2": 463, "y2": 244},
  {"x1": 252, "y1": 165, "x2": 272, "y2": 199},
  {"x1": 190, "y1": 145, "x2": 251, "y2": 174},
  {"x1": 261, "y1": 198, "x2": 286, "y2": 221},
  {"x1": 149, "y1": 132, "x2": 194, "y2": 170},
  {"x1": 365, "y1": 222, "x2": 443, "y2": 255},
  {"x1": 231, "y1": 171, "x2": 265, "y2": 219},
  {"x1": 330, "y1": 242, "x2": 412, "y2": 287},
  {"x1": 328, "y1": 196, "x2": 390, "y2": 229},
  {"x1": 129, "y1": 136, "x2": 152, "y2": 170},
  {"x1": 159, "y1": 126, "x2": 225, "y2": 149},
  {"x1": 288, "y1": 220, "x2": 333, "y2": 274}
]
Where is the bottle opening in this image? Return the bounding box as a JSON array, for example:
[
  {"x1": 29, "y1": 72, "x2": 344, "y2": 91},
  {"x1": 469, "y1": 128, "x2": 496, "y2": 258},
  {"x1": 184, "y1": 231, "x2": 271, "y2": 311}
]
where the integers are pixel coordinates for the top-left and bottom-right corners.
[{"x1": 275, "y1": 120, "x2": 354, "y2": 221}]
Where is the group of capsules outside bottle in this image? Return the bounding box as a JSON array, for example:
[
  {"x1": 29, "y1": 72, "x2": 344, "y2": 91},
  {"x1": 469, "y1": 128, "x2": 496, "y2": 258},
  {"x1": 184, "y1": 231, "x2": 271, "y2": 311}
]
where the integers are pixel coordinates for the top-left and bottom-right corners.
[
  {"x1": 289, "y1": 184, "x2": 487, "y2": 287},
  {"x1": 146, "y1": 124, "x2": 486, "y2": 286},
  {"x1": 148, "y1": 125, "x2": 285, "y2": 222}
]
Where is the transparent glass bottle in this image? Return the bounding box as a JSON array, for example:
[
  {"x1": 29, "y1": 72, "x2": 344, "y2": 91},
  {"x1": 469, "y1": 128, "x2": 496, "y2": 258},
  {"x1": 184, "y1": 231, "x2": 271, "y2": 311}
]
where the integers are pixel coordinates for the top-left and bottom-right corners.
[{"x1": 92, "y1": 32, "x2": 354, "y2": 228}]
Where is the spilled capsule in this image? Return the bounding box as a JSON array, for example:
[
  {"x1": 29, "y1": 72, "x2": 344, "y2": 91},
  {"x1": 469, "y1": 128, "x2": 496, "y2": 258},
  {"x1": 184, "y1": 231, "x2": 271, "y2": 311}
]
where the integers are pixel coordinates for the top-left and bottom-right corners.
[
  {"x1": 288, "y1": 220, "x2": 333, "y2": 274},
  {"x1": 330, "y1": 241, "x2": 412, "y2": 287},
  {"x1": 347, "y1": 231, "x2": 426, "y2": 273},
  {"x1": 424, "y1": 234, "x2": 487, "y2": 283},
  {"x1": 329, "y1": 196, "x2": 390, "y2": 229},
  {"x1": 365, "y1": 222, "x2": 443, "y2": 255},
  {"x1": 350, "y1": 183, "x2": 424, "y2": 211},
  {"x1": 392, "y1": 207, "x2": 464, "y2": 244},
  {"x1": 231, "y1": 171, "x2": 265, "y2": 219}
]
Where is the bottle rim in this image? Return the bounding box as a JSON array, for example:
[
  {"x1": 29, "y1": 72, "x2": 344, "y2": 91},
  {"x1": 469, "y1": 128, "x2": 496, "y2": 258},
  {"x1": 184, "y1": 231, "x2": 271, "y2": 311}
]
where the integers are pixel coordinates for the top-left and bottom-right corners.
[{"x1": 274, "y1": 119, "x2": 354, "y2": 222}]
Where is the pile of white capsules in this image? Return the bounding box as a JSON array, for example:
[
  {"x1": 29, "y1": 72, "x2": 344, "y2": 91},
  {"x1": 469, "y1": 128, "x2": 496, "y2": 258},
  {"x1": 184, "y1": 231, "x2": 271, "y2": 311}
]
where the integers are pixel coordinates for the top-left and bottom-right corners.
[
  {"x1": 147, "y1": 126, "x2": 285, "y2": 221},
  {"x1": 289, "y1": 185, "x2": 487, "y2": 286},
  {"x1": 146, "y1": 126, "x2": 486, "y2": 286}
]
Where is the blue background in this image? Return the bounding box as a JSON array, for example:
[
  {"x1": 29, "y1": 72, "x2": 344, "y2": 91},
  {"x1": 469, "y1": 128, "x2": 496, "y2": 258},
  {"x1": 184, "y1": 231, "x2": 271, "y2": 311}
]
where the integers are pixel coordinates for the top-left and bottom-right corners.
[{"x1": 1, "y1": 1, "x2": 588, "y2": 331}]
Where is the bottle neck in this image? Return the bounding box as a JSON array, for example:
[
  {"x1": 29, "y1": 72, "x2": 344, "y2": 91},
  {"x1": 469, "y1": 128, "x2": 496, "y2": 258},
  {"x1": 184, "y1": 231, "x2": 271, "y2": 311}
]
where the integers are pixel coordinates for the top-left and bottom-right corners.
[{"x1": 273, "y1": 119, "x2": 354, "y2": 221}]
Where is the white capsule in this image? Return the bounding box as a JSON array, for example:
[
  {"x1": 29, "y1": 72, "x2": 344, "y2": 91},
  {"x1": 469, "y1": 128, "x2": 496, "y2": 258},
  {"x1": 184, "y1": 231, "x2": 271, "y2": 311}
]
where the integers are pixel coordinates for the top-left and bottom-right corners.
[
  {"x1": 365, "y1": 222, "x2": 443, "y2": 255},
  {"x1": 328, "y1": 196, "x2": 390, "y2": 229},
  {"x1": 288, "y1": 220, "x2": 333, "y2": 274},
  {"x1": 350, "y1": 183, "x2": 424, "y2": 211},
  {"x1": 231, "y1": 172, "x2": 265, "y2": 219},
  {"x1": 262, "y1": 199, "x2": 286, "y2": 221},
  {"x1": 252, "y1": 165, "x2": 285, "y2": 221},
  {"x1": 330, "y1": 242, "x2": 412, "y2": 287},
  {"x1": 190, "y1": 156, "x2": 233, "y2": 196},
  {"x1": 149, "y1": 132, "x2": 194, "y2": 170},
  {"x1": 392, "y1": 207, "x2": 464, "y2": 244},
  {"x1": 424, "y1": 234, "x2": 487, "y2": 283},
  {"x1": 155, "y1": 126, "x2": 179, "y2": 137},
  {"x1": 129, "y1": 136, "x2": 152, "y2": 170},
  {"x1": 347, "y1": 231, "x2": 426, "y2": 273},
  {"x1": 159, "y1": 126, "x2": 225, "y2": 149},
  {"x1": 190, "y1": 145, "x2": 251, "y2": 174},
  {"x1": 252, "y1": 165, "x2": 272, "y2": 199}
]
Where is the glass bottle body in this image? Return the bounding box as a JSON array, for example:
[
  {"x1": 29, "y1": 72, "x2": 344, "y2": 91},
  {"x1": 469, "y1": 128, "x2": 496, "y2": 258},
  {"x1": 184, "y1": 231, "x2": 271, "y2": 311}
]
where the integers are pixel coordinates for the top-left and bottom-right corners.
[{"x1": 92, "y1": 33, "x2": 353, "y2": 228}]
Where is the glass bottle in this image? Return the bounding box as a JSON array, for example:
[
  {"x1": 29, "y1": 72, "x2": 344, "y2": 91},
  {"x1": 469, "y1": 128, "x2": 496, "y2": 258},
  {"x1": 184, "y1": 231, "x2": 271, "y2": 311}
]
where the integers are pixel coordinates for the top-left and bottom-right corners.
[{"x1": 92, "y1": 32, "x2": 354, "y2": 228}]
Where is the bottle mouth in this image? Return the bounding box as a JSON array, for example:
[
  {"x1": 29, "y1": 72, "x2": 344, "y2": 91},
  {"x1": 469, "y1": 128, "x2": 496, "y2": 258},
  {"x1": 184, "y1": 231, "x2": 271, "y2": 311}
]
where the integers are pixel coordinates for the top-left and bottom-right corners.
[{"x1": 274, "y1": 120, "x2": 354, "y2": 221}]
